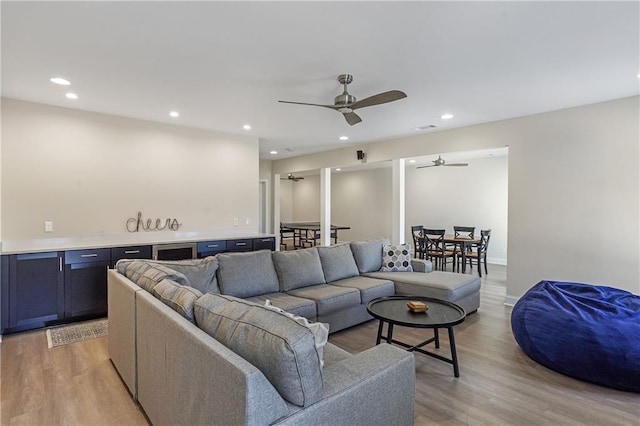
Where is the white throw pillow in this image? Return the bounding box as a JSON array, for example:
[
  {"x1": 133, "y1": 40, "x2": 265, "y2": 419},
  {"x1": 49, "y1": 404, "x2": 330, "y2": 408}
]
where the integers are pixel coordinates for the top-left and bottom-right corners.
[
  {"x1": 381, "y1": 243, "x2": 414, "y2": 272},
  {"x1": 264, "y1": 300, "x2": 329, "y2": 367}
]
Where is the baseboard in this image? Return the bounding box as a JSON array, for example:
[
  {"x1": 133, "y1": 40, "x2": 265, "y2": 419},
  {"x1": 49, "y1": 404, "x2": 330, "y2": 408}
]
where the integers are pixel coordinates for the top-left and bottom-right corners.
[
  {"x1": 504, "y1": 295, "x2": 519, "y2": 306},
  {"x1": 487, "y1": 257, "x2": 507, "y2": 265}
]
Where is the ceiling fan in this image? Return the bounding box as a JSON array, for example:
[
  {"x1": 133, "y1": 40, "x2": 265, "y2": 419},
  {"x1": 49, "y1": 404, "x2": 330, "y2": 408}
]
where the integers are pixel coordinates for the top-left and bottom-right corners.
[
  {"x1": 281, "y1": 173, "x2": 304, "y2": 182},
  {"x1": 278, "y1": 74, "x2": 407, "y2": 126},
  {"x1": 416, "y1": 156, "x2": 468, "y2": 168}
]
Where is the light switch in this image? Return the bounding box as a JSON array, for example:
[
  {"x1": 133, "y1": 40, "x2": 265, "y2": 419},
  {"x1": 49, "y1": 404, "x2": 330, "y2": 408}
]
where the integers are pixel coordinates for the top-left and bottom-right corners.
[{"x1": 44, "y1": 221, "x2": 54, "y2": 232}]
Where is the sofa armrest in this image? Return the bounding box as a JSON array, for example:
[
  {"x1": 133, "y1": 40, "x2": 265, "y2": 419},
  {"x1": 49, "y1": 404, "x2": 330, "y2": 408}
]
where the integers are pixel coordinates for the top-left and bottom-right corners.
[
  {"x1": 107, "y1": 269, "x2": 142, "y2": 399},
  {"x1": 275, "y1": 344, "x2": 415, "y2": 426},
  {"x1": 411, "y1": 258, "x2": 432, "y2": 273}
]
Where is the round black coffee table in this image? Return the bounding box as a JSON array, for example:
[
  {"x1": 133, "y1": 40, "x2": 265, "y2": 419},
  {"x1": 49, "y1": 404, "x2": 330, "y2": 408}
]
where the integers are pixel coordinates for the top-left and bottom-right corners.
[{"x1": 366, "y1": 296, "x2": 466, "y2": 377}]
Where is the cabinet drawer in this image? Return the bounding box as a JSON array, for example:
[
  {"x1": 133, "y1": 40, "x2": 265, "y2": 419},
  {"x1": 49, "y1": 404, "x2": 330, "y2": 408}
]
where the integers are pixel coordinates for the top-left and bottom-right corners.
[
  {"x1": 197, "y1": 240, "x2": 227, "y2": 254},
  {"x1": 111, "y1": 245, "x2": 152, "y2": 261},
  {"x1": 226, "y1": 239, "x2": 253, "y2": 252},
  {"x1": 65, "y1": 248, "x2": 110, "y2": 265},
  {"x1": 253, "y1": 237, "x2": 275, "y2": 251}
]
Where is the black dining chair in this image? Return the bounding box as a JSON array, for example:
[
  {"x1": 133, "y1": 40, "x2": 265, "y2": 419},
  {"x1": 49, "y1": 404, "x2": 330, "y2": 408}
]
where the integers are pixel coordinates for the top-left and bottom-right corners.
[
  {"x1": 463, "y1": 229, "x2": 491, "y2": 276},
  {"x1": 410, "y1": 225, "x2": 426, "y2": 259},
  {"x1": 423, "y1": 229, "x2": 456, "y2": 271},
  {"x1": 280, "y1": 223, "x2": 295, "y2": 250}
]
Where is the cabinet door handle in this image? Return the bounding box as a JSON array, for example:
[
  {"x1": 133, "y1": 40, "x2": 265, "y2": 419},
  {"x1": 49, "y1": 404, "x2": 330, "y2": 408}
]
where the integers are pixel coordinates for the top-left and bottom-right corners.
[
  {"x1": 235, "y1": 242, "x2": 247, "y2": 246},
  {"x1": 124, "y1": 250, "x2": 140, "y2": 254},
  {"x1": 59, "y1": 256, "x2": 63, "y2": 272},
  {"x1": 206, "y1": 244, "x2": 219, "y2": 248},
  {"x1": 261, "y1": 239, "x2": 271, "y2": 242},
  {"x1": 80, "y1": 254, "x2": 99, "y2": 258}
]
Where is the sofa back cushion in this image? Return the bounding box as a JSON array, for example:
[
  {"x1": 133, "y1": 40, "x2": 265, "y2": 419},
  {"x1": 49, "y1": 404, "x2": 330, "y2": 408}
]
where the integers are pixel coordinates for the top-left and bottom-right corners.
[
  {"x1": 194, "y1": 293, "x2": 324, "y2": 407},
  {"x1": 316, "y1": 243, "x2": 359, "y2": 283},
  {"x1": 124, "y1": 261, "x2": 189, "y2": 293},
  {"x1": 117, "y1": 257, "x2": 219, "y2": 294},
  {"x1": 350, "y1": 238, "x2": 390, "y2": 273},
  {"x1": 216, "y1": 250, "x2": 279, "y2": 298},
  {"x1": 272, "y1": 248, "x2": 325, "y2": 291},
  {"x1": 152, "y1": 279, "x2": 203, "y2": 322}
]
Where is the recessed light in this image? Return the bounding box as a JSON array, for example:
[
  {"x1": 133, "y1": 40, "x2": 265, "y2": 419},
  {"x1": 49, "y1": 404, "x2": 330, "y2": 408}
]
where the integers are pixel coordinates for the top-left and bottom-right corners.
[
  {"x1": 336, "y1": 168, "x2": 342, "y2": 171},
  {"x1": 409, "y1": 160, "x2": 416, "y2": 163},
  {"x1": 339, "y1": 136, "x2": 349, "y2": 141},
  {"x1": 243, "y1": 124, "x2": 252, "y2": 130},
  {"x1": 65, "y1": 92, "x2": 78, "y2": 100},
  {"x1": 637, "y1": 73, "x2": 640, "y2": 79},
  {"x1": 270, "y1": 150, "x2": 278, "y2": 155},
  {"x1": 440, "y1": 113, "x2": 454, "y2": 120},
  {"x1": 169, "y1": 111, "x2": 179, "y2": 118},
  {"x1": 50, "y1": 77, "x2": 71, "y2": 86}
]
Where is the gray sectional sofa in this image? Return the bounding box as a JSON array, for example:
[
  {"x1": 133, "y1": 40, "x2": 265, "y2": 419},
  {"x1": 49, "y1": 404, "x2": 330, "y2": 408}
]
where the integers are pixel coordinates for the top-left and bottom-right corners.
[{"x1": 108, "y1": 238, "x2": 481, "y2": 425}]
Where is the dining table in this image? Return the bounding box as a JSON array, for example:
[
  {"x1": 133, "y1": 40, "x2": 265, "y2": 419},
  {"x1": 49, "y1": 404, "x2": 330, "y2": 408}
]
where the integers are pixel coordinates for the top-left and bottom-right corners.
[{"x1": 280, "y1": 222, "x2": 351, "y2": 248}]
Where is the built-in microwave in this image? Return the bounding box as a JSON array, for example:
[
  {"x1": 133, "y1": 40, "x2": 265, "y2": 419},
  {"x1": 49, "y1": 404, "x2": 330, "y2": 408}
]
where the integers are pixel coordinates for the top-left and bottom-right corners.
[{"x1": 151, "y1": 242, "x2": 197, "y2": 260}]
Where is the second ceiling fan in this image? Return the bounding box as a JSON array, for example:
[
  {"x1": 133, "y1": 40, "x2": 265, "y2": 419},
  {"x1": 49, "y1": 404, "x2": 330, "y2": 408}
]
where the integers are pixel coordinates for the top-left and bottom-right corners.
[
  {"x1": 416, "y1": 156, "x2": 468, "y2": 168},
  {"x1": 278, "y1": 74, "x2": 407, "y2": 126}
]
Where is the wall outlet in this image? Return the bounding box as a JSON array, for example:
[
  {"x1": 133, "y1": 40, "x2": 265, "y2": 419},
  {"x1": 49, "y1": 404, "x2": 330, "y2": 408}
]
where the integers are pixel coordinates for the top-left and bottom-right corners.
[
  {"x1": 44, "y1": 221, "x2": 54, "y2": 233},
  {"x1": 233, "y1": 218, "x2": 239, "y2": 226}
]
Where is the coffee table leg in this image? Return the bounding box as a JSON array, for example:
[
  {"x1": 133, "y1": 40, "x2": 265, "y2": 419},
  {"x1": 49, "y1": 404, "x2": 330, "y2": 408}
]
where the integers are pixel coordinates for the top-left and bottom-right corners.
[
  {"x1": 448, "y1": 327, "x2": 460, "y2": 377},
  {"x1": 434, "y1": 328, "x2": 440, "y2": 348},
  {"x1": 376, "y1": 320, "x2": 384, "y2": 345},
  {"x1": 387, "y1": 323, "x2": 394, "y2": 344}
]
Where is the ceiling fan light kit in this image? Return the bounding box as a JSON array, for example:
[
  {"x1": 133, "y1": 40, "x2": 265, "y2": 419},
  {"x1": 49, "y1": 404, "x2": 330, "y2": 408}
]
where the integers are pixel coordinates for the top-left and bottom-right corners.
[
  {"x1": 281, "y1": 173, "x2": 304, "y2": 182},
  {"x1": 278, "y1": 74, "x2": 407, "y2": 126}
]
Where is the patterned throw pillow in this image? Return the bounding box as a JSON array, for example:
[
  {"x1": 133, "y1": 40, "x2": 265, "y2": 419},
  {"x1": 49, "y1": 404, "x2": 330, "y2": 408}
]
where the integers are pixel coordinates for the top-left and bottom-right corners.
[{"x1": 381, "y1": 243, "x2": 413, "y2": 272}]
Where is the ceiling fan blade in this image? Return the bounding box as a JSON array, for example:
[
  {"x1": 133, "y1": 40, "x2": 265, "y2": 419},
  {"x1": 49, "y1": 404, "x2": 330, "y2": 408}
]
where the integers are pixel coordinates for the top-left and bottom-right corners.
[
  {"x1": 351, "y1": 90, "x2": 407, "y2": 110},
  {"x1": 444, "y1": 163, "x2": 469, "y2": 167},
  {"x1": 343, "y1": 112, "x2": 362, "y2": 126},
  {"x1": 278, "y1": 100, "x2": 336, "y2": 110},
  {"x1": 416, "y1": 165, "x2": 437, "y2": 169}
]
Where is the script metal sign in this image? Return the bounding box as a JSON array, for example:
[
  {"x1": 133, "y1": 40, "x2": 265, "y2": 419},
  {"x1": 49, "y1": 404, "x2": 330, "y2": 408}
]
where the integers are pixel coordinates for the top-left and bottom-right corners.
[{"x1": 126, "y1": 212, "x2": 182, "y2": 232}]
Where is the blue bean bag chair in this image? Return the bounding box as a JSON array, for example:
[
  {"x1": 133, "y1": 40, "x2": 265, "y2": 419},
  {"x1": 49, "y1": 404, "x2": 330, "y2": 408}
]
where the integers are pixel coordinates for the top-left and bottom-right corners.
[{"x1": 511, "y1": 280, "x2": 640, "y2": 392}]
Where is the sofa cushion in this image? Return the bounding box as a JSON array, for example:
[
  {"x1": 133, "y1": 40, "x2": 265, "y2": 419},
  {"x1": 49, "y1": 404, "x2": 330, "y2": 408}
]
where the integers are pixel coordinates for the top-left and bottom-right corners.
[
  {"x1": 124, "y1": 261, "x2": 189, "y2": 292},
  {"x1": 366, "y1": 270, "x2": 480, "y2": 302},
  {"x1": 316, "y1": 244, "x2": 360, "y2": 283},
  {"x1": 217, "y1": 250, "x2": 280, "y2": 298},
  {"x1": 246, "y1": 292, "x2": 317, "y2": 321},
  {"x1": 330, "y1": 276, "x2": 395, "y2": 304},
  {"x1": 117, "y1": 257, "x2": 219, "y2": 294},
  {"x1": 193, "y1": 293, "x2": 324, "y2": 407},
  {"x1": 350, "y1": 238, "x2": 390, "y2": 273},
  {"x1": 264, "y1": 300, "x2": 329, "y2": 366},
  {"x1": 272, "y1": 248, "x2": 325, "y2": 291},
  {"x1": 152, "y1": 278, "x2": 202, "y2": 322},
  {"x1": 381, "y1": 244, "x2": 413, "y2": 272},
  {"x1": 287, "y1": 284, "x2": 361, "y2": 315}
]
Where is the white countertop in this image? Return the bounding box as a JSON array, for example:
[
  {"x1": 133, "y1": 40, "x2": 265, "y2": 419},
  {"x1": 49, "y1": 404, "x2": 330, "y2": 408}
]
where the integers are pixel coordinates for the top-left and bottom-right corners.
[{"x1": 0, "y1": 230, "x2": 276, "y2": 254}]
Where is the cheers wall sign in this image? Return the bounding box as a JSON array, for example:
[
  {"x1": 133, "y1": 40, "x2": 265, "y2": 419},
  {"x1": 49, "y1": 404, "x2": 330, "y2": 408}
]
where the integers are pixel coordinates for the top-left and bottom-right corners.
[{"x1": 126, "y1": 212, "x2": 182, "y2": 232}]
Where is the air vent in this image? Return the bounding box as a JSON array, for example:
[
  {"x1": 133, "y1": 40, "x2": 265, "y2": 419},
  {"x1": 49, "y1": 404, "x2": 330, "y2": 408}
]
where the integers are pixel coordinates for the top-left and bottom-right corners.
[{"x1": 413, "y1": 125, "x2": 437, "y2": 131}]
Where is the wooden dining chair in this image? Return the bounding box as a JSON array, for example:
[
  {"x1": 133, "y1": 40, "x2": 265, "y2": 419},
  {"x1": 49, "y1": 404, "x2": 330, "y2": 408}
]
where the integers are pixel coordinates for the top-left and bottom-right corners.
[
  {"x1": 464, "y1": 229, "x2": 491, "y2": 276},
  {"x1": 279, "y1": 223, "x2": 295, "y2": 250},
  {"x1": 410, "y1": 225, "x2": 426, "y2": 259},
  {"x1": 423, "y1": 229, "x2": 456, "y2": 271}
]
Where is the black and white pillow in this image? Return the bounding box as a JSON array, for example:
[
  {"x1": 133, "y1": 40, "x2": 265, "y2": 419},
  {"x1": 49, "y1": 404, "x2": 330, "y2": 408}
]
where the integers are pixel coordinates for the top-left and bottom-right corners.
[{"x1": 381, "y1": 243, "x2": 413, "y2": 272}]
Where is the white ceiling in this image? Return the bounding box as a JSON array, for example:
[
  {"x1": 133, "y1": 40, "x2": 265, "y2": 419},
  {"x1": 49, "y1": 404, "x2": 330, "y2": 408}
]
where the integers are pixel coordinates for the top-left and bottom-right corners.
[{"x1": 2, "y1": 2, "x2": 639, "y2": 159}]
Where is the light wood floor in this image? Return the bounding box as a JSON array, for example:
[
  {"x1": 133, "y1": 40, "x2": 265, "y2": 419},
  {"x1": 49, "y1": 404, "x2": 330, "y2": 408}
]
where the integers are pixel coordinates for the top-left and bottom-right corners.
[{"x1": 1, "y1": 264, "x2": 638, "y2": 425}]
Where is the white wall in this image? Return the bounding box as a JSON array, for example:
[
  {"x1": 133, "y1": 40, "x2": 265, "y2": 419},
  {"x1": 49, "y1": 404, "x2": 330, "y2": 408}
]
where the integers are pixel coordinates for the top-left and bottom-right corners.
[
  {"x1": 405, "y1": 155, "x2": 508, "y2": 264},
  {"x1": 273, "y1": 96, "x2": 640, "y2": 299},
  {"x1": 1, "y1": 98, "x2": 259, "y2": 239}
]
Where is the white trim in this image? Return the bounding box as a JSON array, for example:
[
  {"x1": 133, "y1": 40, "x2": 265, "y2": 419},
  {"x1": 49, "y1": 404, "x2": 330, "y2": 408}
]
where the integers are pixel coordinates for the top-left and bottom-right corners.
[
  {"x1": 504, "y1": 295, "x2": 519, "y2": 306},
  {"x1": 487, "y1": 257, "x2": 507, "y2": 265}
]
